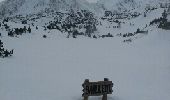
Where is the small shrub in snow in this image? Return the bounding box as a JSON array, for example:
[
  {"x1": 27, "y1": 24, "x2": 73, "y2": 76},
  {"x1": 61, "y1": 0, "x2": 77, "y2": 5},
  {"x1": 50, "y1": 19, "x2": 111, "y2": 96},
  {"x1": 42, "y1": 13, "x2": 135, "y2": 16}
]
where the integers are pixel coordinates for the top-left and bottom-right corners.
[
  {"x1": 43, "y1": 35, "x2": 47, "y2": 38},
  {"x1": 93, "y1": 35, "x2": 97, "y2": 39},
  {"x1": 7, "y1": 26, "x2": 32, "y2": 37},
  {"x1": 22, "y1": 20, "x2": 27, "y2": 24},
  {"x1": 0, "y1": 40, "x2": 13, "y2": 58},
  {"x1": 100, "y1": 33, "x2": 113, "y2": 38},
  {"x1": 123, "y1": 39, "x2": 132, "y2": 43}
]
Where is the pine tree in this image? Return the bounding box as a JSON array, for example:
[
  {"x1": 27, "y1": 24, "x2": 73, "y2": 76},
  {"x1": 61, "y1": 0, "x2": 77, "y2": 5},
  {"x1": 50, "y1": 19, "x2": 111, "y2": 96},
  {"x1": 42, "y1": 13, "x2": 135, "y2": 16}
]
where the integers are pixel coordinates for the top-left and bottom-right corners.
[
  {"x1": 0, "y1": 40, "x2": 4, "y2": 57},
  {"x1": 0, "y1": 40, "x2": 3, "y2": 48},
  {"x1": 144, "y1": 12, "x2": 146, "y2": 17},
  {"x1": 136, "y1": 28, "x2": 140, "y2": 33},
  {"x1": 16, "y1": 28, "x2": 20, "y2": 35},
  {"x1": 23, "y1": 26, "x2": 27, "y2": 33},
  {"x1": 0, "y1": 40, "x2": 13, "y2": 58},
  {"x1": 36, "y1": 26, "x2": 38, "y2": 30},
  {"x1": 159, "y1": 10, "x2": 168, "y2": 29},
  {"x1": 162, "y1": 10, "x2": 167, "y2": 19},
  {"x1": 0, "y1": 40, "x2": 3, "y2": 57},
  {"x1": 27, "y1": 26, "x2": 31, "y2": 33}
]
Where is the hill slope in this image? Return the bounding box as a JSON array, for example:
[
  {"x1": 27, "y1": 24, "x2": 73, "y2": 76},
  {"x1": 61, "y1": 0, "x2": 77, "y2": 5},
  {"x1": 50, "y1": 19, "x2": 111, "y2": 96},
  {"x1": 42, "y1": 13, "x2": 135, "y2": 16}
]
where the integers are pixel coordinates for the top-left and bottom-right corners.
[
  {"x1": 0, "y1": 26, "x2": 170, "y2": 100},
  {"x1": 0, "y1": 0, "x2": 94, "y2": 17},
  {"x1": 0, "y1": 0, "x2": 170, "y2": 100}
]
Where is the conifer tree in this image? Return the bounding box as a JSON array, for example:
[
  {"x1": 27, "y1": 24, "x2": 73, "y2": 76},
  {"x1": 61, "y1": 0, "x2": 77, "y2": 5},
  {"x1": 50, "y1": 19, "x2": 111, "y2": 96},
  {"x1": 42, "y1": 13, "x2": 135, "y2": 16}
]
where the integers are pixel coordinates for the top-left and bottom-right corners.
[
  {"x1": 162, "y1": 10, "x2": 167, "y2": 19},
  {"x1": 0, "y1": 40, "x2": 13, "y2": 58},
  {"x1": 0, "y1": 40, "x2": 4, "y2": 57},
  {"x1": 27, "y1": 26, "x2": 31, "y2": 33}
]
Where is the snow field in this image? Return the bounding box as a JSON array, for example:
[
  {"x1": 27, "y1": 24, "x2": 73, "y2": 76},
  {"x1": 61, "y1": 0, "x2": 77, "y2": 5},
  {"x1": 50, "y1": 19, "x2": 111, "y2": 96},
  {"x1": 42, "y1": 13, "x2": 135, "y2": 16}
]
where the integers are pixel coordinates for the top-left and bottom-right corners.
[{"x1": 0, "y1": 29, "x2": 170, "y2": 100}]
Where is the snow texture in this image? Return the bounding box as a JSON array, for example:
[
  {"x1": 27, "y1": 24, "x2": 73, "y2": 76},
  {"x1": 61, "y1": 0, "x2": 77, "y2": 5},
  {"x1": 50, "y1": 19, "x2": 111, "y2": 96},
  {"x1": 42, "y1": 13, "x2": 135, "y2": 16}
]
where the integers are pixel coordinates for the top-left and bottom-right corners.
[
  {"x1": 0, "y1": 0, "x2": 170, "y2": 100},
  {"x1": 0, "y1": 27, "x2": 170, "y2": 100}
]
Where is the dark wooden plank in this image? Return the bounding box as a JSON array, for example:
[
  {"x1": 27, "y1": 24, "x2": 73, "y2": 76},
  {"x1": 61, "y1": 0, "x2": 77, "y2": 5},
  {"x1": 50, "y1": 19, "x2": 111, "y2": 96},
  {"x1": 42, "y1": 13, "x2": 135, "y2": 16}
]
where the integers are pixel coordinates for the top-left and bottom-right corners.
[{"x1": 82, "y1": 79, "x2": 113, "y2": 97}]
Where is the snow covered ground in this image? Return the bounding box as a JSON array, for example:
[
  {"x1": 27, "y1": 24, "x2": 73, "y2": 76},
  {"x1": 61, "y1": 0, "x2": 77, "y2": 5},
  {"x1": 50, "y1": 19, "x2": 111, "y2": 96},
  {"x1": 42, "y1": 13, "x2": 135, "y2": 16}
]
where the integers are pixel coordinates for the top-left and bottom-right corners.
[
  {"x1": 0, "y1": 1, "x2": 170, "y2": 100},
  {"x1": 0, "y1": 27, "x2": 170, "y2": 100}
]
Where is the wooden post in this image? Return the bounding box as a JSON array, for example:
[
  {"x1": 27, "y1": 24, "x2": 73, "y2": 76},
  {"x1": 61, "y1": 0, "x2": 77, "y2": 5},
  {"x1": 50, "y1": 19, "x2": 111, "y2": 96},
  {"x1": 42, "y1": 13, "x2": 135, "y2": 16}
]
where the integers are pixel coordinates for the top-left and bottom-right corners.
[
  {"x1": 102, "y1": 93, "x2": 107, "y2": 100},
  {"x1": 83, "y1": 79, "x2": 89, "y2": 100},
  {"x1": 84, "y1": 96, "x2": 88, "y2": 100},
  {"x1": 84, "y1": 79, "x2": 89, "y2": 83},
  {"x1": 102, "y1": 78, "x2": 109, "y2": 100}
]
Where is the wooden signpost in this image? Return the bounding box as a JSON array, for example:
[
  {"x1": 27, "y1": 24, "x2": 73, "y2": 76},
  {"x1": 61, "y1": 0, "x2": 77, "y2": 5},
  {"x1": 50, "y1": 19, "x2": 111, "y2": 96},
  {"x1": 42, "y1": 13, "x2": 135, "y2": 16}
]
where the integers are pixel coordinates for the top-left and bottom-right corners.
[{"x1": 82, "y1": 78, "x2": 113, "y2": 100}]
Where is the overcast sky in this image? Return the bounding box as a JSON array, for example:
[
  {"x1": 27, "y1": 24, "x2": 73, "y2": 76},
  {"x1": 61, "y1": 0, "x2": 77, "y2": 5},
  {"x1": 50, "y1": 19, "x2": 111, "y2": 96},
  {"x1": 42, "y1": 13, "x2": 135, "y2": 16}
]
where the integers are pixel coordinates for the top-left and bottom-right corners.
[{"x1": 0, "y1": 0, "x2": 99, "y2": 3}]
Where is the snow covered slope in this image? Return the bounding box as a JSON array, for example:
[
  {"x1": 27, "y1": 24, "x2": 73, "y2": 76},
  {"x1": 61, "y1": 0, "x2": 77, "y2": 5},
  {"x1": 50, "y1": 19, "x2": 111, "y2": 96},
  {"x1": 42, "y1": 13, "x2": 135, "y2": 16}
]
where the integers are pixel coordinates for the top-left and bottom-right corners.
[
  {"x1": 0, "y1": 0, "x2": 94, "y2": 17},
  {"x1": 0, "y1": 27, "x2": 170, "y2": 100},
  {"x1": 0, "y1": 0, "x2": 170, "y2": 100},
  {"x1": 0, "y1": 0, "x2": 167, "y2": 17},
  {"x1": 95, "y1": 0, "x2": 169, "y2": 13},
  {"x1": 96, "y1": 0, "x2": 139, "y2": 11}
]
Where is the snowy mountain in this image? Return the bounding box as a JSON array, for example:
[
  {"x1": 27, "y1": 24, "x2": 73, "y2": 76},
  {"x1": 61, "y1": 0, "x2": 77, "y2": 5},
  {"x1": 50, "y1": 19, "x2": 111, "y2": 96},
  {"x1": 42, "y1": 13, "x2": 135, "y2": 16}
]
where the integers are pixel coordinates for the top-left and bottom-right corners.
[
  {"x1": 0, "y1": 0, "x2": 168, "y2": 17},
  {"x1": 95, "y1": 0, "x2": 169, "y2": 13},
  {"x1": 0, "y1": 0, "x2": 94, "y2": 17},
  {"x1": 95, "y1": 0, "x2": 139, "y2": 12},
  {"x1": 0, "y1": 0, "x2": 169, "y2": 38},
  {"x1": 0, "y1": 0, "x2": 170, "y2": 100}
]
